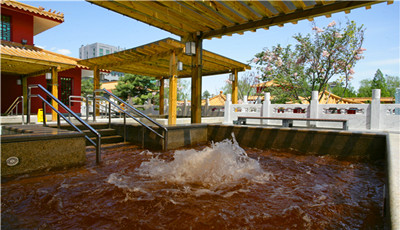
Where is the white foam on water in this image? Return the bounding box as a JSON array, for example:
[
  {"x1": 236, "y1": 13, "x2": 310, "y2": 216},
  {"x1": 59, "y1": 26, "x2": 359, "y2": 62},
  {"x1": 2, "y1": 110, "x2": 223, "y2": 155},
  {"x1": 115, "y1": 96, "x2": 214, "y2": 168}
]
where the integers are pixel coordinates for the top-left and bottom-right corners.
[{"x1": 107, "y1": 134, "x2": 272, "y2": 197}]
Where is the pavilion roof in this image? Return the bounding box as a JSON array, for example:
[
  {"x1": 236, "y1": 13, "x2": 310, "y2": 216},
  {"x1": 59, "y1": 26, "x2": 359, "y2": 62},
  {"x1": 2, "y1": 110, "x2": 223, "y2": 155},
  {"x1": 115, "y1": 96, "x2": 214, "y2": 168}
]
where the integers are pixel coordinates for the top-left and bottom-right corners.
[
  {"x1": 77, "y1": 38, "x2": 251, "y2": 79},
  {"x1": 86, "y1": 0, "x2": 390, "y2": 40},
  {"x1": 1, "y1": 41, "x2": 83, "y2": 76},
  {"x1": 1, "y1": 0, "x2": 64, "y2": 35}
]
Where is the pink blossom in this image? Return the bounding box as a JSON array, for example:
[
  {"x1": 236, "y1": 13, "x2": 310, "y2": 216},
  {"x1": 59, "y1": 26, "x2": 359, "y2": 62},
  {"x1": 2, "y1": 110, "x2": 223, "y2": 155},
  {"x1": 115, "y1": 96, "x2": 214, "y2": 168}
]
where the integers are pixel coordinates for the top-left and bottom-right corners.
[
  {"x1": 327, "y1": 20, "x2": 336, "y2": 27},
  {"x1": 225, "y1": 79, "x2": 232, "y2": 85},
  {"x1": 312, "y1": 27, "x2": 324, "y2": 33},
  {"x1": 276, "y1": 60, "x2": 283, "y2": 67},
  {"x1": 293, "y1": 72, "x2": 298, "y2": 77},
  {"x1": 334, "y1": 32, "x2": 343, "y2": 38},
  {"x1": 322, "y1": 50, "x2": 330, "y2": 57},
  {"x1": 253, "y1": 58, "x2": 260, "y2": 63},
  {"x1": 357, "y1": 48, "x2": 367, "y2": 54},
  {"x1": 265, "y1": 66, "x2": 273, "y2": 71},
  {"x1": 354, "y1": 55, "x2": 362, "y2": 60},
  {"x1": 348, "y1": 69, "x2": 355, "y2": 75}
]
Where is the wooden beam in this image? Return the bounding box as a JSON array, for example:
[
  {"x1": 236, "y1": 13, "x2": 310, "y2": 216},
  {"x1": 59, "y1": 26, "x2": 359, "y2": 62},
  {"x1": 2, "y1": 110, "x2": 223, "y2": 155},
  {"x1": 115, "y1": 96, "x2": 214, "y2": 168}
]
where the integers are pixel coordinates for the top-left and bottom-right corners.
[
  {"x1": 232, "y1": 69, "x2": 238, "y2": 104},
  {"x1": 168, "y1": 51, "x2": 177, "y2": 125},
  {"x1": 202, "y1": 1, "x2": 382, "y2": 39},
  {"x1": 191, "y1": 37, "x2": 203, "y2": 124},
  {"x1": 93, "y1": 65, "x2": 100, "y2": 116},
  {"x1": 51, "y1": 67, "x2": 58, "y2": 121},
  {"x1": 159, "y1": 78, "x2": 165, "y2": 116}
]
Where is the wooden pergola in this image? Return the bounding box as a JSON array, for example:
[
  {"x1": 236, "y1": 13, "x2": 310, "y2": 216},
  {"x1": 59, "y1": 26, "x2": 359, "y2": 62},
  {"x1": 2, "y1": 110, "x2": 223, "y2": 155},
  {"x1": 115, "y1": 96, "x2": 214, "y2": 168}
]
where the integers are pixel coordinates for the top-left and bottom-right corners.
[
  {"x1": 78, "y1": 38, "x2": 250, "y2": 125},
  {"x1": 87, "y1": 0, "x2": 391, "y2": 123}
]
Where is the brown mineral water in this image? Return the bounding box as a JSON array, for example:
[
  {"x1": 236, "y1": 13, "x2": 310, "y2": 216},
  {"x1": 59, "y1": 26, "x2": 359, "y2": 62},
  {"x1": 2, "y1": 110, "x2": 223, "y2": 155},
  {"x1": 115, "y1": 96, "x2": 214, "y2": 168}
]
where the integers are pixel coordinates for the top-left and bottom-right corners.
[{"x1": 1, "y1": 137, "x2": 385, "y2": 229}]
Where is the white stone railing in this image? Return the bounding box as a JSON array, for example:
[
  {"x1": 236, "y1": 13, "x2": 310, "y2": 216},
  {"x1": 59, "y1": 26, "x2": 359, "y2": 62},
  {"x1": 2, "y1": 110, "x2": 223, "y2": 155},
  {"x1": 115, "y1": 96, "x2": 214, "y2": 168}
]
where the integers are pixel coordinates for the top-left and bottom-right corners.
[{"x1": 224, "y1": 89, "x2": 400, "y2": 131}]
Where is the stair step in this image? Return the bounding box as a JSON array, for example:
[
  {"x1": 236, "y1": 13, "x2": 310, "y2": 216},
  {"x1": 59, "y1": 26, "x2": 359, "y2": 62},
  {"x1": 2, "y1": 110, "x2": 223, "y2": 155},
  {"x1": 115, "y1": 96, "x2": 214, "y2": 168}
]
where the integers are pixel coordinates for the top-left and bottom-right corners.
[
  {"x1": 86, "y1": 135, "x2": 124, "y2": 146},
  {"x1": 83, "y1": 128, "x2": 118, "y2": 137}
]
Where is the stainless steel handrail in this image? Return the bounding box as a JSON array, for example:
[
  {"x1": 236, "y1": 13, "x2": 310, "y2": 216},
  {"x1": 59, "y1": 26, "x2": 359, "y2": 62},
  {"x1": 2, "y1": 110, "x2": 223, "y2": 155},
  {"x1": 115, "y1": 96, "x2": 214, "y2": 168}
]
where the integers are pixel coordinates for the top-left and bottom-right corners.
[
  {"x1": 4, "y1": 96, "x2": 24, "y2": 124},
  {"x1": 94, "y1": 89, "x2": 168, "y2": 151},
  {"x1": 27, "y1": 84, "x2": 102, "y2": 164}
]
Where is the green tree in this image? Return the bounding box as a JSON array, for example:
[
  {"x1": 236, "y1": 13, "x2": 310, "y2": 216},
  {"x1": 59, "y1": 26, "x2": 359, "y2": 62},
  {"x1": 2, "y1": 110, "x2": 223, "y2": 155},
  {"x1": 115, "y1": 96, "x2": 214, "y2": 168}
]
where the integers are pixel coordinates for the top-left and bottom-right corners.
[
  {"x1": 386, "y1": 75, "x2": 400, "y2": 97},
  {"x1": 202, "y1": 90, "x2": 211, "y2": 99},
  {"x1": 113, "y1": 74, "x2": 157, "y2": 105},
  {"x1": 81, "y1": 78, "x2": 101, "y2": 97},
  {"x1": 253, "y1": 20, "x2": 365, "y2": 103},
  {"x1": 221, "y1": 71, "x2": 258, "y2": 101},
  {"x1": 372, "y1": 69, "x2": 390, "y2": 97},
  {"x1": 357, "y1": 79, "x2": 372, "y2": 97},
  {"x1": 330, "y1": 81, "x2": 357, "y2": 98}
]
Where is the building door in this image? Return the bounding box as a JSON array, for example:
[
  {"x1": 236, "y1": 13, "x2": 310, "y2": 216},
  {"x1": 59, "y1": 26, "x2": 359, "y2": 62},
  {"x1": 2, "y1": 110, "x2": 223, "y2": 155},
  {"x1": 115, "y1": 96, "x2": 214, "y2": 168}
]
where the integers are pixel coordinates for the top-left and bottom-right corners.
[{"x1": 59, "y1": 77, "x2": 73, "y2": 105}]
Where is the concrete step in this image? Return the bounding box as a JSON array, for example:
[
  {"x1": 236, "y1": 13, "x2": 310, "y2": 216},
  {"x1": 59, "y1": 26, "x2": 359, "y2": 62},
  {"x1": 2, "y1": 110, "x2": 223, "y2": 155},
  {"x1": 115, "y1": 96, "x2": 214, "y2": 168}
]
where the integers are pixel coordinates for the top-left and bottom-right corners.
[
  {"x1": 82, "y1": 128, "x2": 118, "y2": 137},
  {"x1": 86, "y1": 135, "x2": 124, "y2": 146}
]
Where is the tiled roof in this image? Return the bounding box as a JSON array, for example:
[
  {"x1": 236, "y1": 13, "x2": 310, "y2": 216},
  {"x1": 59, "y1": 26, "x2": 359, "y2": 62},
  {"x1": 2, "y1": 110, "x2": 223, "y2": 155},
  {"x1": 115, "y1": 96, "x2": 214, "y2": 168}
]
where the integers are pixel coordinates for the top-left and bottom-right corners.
[
  {"x1": 1, "y1": 41, "x2": 86, "y2": 76},
  {"x1": 1, "y1": 0, "x2": 64, "y2": 22}
]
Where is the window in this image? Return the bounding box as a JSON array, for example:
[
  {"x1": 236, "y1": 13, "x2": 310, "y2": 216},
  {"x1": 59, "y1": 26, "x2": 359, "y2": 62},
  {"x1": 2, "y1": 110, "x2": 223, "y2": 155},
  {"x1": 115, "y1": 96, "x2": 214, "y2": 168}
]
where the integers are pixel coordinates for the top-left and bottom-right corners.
[
  {"x1": 106, "y1": 49, "x2": 110, "y2": 55},
  {"x1": 92, "y1": 48, "x2": 95, "y2": 57},
  {"x1": 99, "y1": 48, "x2": 103, "y2": 56},
  {"x1": 1, "y1": 15, "x2": 11, "y2": 41},
  {"x1": 60, "y1": 77, "x2": 72, "y2": 105}
]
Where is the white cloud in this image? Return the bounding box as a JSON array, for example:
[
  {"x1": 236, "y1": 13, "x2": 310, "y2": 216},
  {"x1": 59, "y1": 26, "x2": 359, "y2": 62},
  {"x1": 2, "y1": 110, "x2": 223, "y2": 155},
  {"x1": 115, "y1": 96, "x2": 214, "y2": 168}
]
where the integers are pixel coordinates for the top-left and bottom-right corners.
[
  {"x1": 366, "y1": 58, "x2": 400, "y2": 66},
  {"x1": 57, "y1": 49, "x2": 72, "y2": 56}
]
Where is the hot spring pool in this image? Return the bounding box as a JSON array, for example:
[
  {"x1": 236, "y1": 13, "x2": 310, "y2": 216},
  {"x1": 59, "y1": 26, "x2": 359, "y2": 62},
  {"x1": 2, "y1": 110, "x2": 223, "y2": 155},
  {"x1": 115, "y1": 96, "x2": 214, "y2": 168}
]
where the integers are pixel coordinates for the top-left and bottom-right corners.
[{"x1": 1, "y1": 137, "x2": 385, "y2": 229}]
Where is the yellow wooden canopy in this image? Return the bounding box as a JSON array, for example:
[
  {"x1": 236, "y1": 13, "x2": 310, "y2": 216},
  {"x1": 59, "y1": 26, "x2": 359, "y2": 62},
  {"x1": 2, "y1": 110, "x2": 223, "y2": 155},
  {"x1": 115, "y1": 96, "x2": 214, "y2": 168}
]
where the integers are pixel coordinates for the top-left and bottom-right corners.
[
  {"x1": 87, "y1": 0, "x2": 391, "y2": 40},
  {"x1": 77, "y1": 38, "x2": 250, "y2": 79},
  {"x1": 1, "y1": 41, "x2": 79, "y2": 77}
]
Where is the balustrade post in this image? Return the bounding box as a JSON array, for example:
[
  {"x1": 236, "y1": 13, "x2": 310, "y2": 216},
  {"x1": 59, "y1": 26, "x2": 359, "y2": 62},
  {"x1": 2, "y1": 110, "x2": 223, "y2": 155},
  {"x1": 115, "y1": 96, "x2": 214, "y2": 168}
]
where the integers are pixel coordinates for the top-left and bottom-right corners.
[
  {"x1": 370, "y1": 89, "x2": 381, "y2": 130},
  {"x1": 262, "y1": 93, "x2": 271, "y2": 125},
  {"x1": 224, "y1": 94, "x2": 232, "y2": 124},
  {"x1": 243, "y1": 96, "x2": 248, "y2": 104},
  {"x1": 308, "y1": 91, "x2": 319, "y2": 127},
  {"x1": 395, "y1": 88, "x2": 400, "y2": 115}
]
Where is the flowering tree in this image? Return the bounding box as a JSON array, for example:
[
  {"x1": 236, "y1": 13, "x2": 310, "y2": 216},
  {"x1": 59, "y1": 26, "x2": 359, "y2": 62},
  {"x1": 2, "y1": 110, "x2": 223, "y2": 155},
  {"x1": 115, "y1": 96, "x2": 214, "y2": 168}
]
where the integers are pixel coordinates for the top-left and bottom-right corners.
[
  {"x1": 221, "y1": 71, "x2": 260, "y2": 102},
  {"x1": 252, "y1": 20, "x2": 365, "y2": 103}
]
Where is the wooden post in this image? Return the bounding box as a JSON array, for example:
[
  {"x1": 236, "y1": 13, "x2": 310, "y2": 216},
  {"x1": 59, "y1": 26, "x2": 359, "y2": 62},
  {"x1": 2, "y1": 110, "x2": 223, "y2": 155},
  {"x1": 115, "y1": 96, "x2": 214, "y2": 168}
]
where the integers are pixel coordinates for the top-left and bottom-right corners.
[
  {"x1": 232, "y1": 69, "x2": 238, "y2": 104},
  {"x1": 21, "y1": 76, "x2": 28, "y2": 116},
  {"x1": 159, "y1": 78, "x2": 165, "y2": 115},
  {"x1": 51, "y1": 67, "x2": 58, "y2": 121},
  {"x1": 93, "y1": 66, "x2": 100, "y2": 116},
  {"x1": 168, "y1": 51, "x2": 177, "y2": 125},
  {"x1": 191, "y1": 37, "x2": 203, "y2": 124}
]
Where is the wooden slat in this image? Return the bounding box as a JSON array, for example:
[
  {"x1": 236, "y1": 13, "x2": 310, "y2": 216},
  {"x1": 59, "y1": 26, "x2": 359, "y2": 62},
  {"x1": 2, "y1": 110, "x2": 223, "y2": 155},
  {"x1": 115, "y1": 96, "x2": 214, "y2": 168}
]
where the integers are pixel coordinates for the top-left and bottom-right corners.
[
  {"x1": 223, "y1": 1, "x2": 261, "y2": 21},
  {"x1": 134, "y1": 1, "x2": 209, "y2": 32},
  {"x1": 156, "y1": 1, "x2": 222, "y2": 29},
  {"x1": 88, "y1": 1, "x2": 186, "y2": 37},
  {"x1": 206, "y1": 1, "x2": 247, "y2": 24}
]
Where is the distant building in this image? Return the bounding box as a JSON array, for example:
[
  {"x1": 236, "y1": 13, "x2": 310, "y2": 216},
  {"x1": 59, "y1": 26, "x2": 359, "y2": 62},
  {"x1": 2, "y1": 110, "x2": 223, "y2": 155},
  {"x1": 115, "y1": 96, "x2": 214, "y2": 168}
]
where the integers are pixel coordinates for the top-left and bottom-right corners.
[{"x1": 79, "y1": 43, "x2": 125, "y2": 82}]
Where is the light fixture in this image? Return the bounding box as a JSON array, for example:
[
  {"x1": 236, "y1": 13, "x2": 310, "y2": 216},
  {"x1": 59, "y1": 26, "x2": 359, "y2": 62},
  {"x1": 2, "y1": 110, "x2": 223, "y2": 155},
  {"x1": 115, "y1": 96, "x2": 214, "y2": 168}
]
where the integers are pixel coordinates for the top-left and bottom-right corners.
[
  {"x1": 45, "y1": 72, "x2": 52, "y2": 80},
  {"x1": 21, "y1": 39, "x2": 27, "y2": 45},
  {"x1": 228, "y1": 73, "x2": 235, "y2": 82},
  {"x1": 185, "y1": 41, "x2": 196, "y2": 56},
  {"x1": 16, "y1": 79, "x2": 21, "y2": 85},
  {"x1": 177, "y1": 61, "x2": 183, "y2": 71}
]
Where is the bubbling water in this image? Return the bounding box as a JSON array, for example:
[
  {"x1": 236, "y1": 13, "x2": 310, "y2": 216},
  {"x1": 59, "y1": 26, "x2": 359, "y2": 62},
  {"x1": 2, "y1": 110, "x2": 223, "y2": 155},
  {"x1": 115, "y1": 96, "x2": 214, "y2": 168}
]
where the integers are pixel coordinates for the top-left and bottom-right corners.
[{"x1": 107, "y1": 135, "x2": 272, "y2": 197}]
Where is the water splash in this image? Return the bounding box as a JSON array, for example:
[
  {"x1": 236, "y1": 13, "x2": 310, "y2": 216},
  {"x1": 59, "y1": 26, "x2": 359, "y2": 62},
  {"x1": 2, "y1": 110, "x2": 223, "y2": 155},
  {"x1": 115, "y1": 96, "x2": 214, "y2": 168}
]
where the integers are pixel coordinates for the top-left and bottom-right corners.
[{"x1": 107, "y1": 134, "x2": 272, "y2": 196}]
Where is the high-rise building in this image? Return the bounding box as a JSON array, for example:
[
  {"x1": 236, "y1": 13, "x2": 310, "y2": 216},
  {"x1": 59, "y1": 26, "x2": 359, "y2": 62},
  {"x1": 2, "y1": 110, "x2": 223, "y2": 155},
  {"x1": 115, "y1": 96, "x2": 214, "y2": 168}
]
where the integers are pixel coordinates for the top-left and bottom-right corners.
[{"x1": 79, "y1": 43, "x2": 125, "y2": 81}]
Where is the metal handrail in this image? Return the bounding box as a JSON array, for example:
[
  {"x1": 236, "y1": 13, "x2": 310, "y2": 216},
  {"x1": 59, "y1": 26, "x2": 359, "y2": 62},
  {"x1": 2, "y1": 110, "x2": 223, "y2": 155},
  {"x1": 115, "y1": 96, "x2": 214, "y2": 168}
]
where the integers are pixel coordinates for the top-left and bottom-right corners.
[
  {"x1": 27, "y1": 84, "x2": 102, "y2": 164},
  {"x1": 94, "y1": 89, "x2": 168, "y2": 151},
  {"x1": 4, "y1": 96, "x2": 24, "y2": 124}
]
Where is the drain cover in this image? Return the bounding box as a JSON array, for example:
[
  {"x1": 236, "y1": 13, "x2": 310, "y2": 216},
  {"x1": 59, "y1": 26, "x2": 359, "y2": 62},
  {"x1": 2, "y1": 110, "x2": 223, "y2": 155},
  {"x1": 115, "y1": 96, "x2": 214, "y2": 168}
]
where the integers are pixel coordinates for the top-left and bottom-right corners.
[{"x1": 6, "y1": 156, "x2": 19, "y2": 166}]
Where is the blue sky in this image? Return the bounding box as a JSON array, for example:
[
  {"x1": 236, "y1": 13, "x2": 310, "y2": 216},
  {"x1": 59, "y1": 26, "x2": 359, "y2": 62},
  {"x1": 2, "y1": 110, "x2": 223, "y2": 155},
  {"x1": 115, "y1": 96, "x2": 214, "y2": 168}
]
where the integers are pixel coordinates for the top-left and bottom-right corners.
[{"x1": 25, "y1": 1, "x2": 399, "y2": 96}]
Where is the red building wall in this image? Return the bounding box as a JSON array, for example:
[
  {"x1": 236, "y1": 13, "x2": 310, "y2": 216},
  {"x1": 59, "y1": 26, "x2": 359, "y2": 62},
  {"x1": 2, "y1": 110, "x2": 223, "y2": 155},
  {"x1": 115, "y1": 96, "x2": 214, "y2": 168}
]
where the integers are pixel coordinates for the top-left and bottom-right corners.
[
  {"x1": 28, "y1": 67, "x2": 82, "y2": 114},
  {"x1": 1, "y1": 8, "x2": 34, "y2": 45},
  {"x1": 1, "y1": 75, "x2": 23, "y2": 114},
  {"x1": 1, "y1": 67, "x2": 82, "y2": 115}
]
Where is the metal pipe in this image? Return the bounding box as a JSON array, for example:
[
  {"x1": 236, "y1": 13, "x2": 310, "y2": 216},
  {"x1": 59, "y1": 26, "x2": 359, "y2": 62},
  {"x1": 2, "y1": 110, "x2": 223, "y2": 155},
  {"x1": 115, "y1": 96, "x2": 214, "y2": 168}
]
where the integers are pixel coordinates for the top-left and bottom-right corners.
[
  {"x1": 21, "y1": 96, "x2": 24, "y2": 125},
  {"x1": 93, "y1": 91, "x2": 96, "y2": 122},
  {"x1": 27, "y1": 88, "x2": 31, "y2": 124},
  {"x1": 108, "y1": 100, "x2": 111, "y2": 128},
  {"x1": 43, "y1": 100, "x2": 46, "y2": 126},
  {"x1": 123, "y1": 113, "x2": 126, "y2": 142},
  {"x1": 86, "y1": 95, "x2": 89, "y2": 122},
  {"x1": 28, "y1": 84, "x2": 102, "y2": 163}
]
